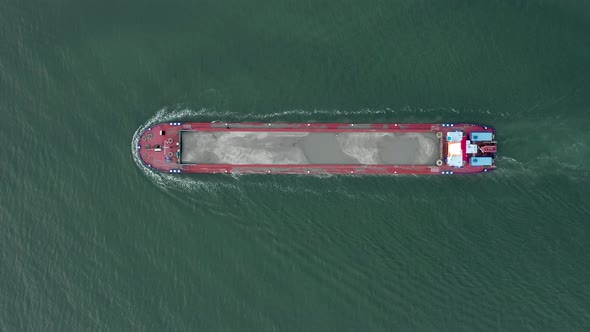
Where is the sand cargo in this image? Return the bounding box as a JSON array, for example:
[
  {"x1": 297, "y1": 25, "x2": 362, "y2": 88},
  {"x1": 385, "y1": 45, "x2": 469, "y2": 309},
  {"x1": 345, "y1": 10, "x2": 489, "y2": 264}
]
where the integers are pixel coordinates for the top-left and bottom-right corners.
[{"x1": 136, "y1": 122, "x2": 496, "y2": 174}]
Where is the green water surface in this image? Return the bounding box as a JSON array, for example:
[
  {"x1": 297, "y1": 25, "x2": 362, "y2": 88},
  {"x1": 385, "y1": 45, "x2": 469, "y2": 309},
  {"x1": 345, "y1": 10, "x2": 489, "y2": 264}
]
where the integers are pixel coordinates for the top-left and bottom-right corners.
[{"x1": 1, "y1": 0, "x2": 589, "y2": 331}]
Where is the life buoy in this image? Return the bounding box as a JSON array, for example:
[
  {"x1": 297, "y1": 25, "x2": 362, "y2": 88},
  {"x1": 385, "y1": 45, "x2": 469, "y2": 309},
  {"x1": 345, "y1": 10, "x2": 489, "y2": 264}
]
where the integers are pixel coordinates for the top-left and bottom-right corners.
[
  {"x1": 141, "y1": 136, "x2": 146, "y2": 141},
  {"x1": 141, "y1": 153, "x2": 147, "y2": 159},
  {"x1": 436, "y1": 132, "x2": 443, "y2": 139},
  {"x1": 167, "y1": 138, "x2": 173, "y2": 144},
  {"x1": 436, "y1": 159, "x2": 443, "y2": 166},
  {"x1": 167, "y1": 152, "x2": 173, "y2": 157}
]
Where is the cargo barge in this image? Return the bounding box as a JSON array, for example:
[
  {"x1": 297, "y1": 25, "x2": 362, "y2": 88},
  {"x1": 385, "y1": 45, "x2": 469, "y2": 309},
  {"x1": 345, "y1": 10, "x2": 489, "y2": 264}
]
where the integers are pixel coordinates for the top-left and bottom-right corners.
[{"x1": 136, "y1": 122, "x2": 496, "y2": 174}]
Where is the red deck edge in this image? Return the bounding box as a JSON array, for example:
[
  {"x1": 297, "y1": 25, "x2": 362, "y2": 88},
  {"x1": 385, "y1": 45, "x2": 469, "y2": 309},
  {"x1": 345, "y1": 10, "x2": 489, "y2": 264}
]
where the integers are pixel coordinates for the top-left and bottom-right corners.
[{"x1": 136, "y1": 122, "x2": 496, "y2": 175}]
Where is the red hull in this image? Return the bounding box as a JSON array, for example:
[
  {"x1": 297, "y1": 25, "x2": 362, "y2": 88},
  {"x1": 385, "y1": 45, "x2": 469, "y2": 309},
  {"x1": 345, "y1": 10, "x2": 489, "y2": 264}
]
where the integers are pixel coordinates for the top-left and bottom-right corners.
[{"x1": 136, "y1": 122, "x2": 496, "y2": 175}]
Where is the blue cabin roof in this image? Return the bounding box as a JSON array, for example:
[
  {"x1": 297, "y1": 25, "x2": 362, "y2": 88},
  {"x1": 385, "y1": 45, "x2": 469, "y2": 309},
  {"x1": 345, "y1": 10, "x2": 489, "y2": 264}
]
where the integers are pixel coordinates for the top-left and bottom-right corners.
[
  {"x1": 470, "y1": 157, "x2": 493, "y2": 166},
  {"x1": 470, "y1": 132, "x2": 493, "y2": 142}
]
